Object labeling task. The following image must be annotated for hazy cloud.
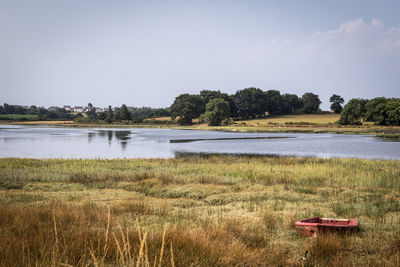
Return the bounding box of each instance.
[222,18,400,108]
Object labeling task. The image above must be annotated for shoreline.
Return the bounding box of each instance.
[2,121,400,138]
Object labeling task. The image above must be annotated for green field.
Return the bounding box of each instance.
[0,114,39,120]
[0,156,399,266]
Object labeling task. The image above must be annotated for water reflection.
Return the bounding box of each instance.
[375,136,400,142]
[107,130,113,144]
[114,131,132,150]
[2,126,400,160]
[92,130,132,148]
[87,132,95,143]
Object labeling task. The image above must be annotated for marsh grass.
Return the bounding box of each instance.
[0,156,399,266]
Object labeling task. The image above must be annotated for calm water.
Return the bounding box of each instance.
[0,125,399,160]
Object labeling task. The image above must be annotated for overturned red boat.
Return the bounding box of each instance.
[295,217,359,236]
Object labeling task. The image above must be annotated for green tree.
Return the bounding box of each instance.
[86,107,97,119]
[280,94,303,114]
[264,90,282,115]
[234,88,266,118]
[55,108,73,120]
[329,94,345,113]
[301,92,321,113]
[365,97,388,125]
[205,98,230,126]
[3,103,15,114]
[119,104,131,120]
[28,105,38,115]
[105,106,113,124]
[385,98,400,125]
[339,98,368,125]
[170,94,203,125]
[200,90,237,117]
[114,107,122,121]
[97,111,107,121]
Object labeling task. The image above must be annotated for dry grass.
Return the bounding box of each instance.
[0,156,399,266]
[241,113,340,126]
[143,117,172,122]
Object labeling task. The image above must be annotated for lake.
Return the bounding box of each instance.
[0,125,399,160]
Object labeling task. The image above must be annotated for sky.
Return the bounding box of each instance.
[1,0,400,110]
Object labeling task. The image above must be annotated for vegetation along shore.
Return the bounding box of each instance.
[4,114,400,139]
[0,156,399,266]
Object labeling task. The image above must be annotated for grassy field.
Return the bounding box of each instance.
[9,120,74,124]
[0,156,399,266]
[240,113,341,126]
[0,114,39,120]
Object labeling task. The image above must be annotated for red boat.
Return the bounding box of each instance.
[295,217,359,236]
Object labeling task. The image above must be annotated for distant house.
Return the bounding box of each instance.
[74,106,84,113]
[48,106,59,111]
[95,107,104,113]
[63,105,71,111]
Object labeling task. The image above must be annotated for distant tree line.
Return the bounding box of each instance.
[4,92,398,127]
[170,88,325,125]
[339,97,400,125]
[77,105,170,124]
[0,104,79,120]
[0,103,170,123]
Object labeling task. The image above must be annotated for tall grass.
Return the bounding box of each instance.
[0,156,399,266]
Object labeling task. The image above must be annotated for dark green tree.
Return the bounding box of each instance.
[233,88,266,118]
[170,94,203,125]
[97,111,107,121]
[385,98,400,125]
[55,108,73,120]
[264,90,282,115]
[205,98,230,126]
[339,98,368,125]
[200,90,224,106]
[114,107,122,121]
[86,106,97,119]
[280,94,303,114]
[200,90,237,117]
[87,103,93,109]
[120,104,131,120]
[105,106,113,124]
[365,97,388,125]
[301,92,321,113]
[3,103,15,114]
[38,108,49,117]
[28,105,38,115]
[329,94,345,114]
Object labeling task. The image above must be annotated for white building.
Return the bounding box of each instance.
[73,106,84,113]
[63,105,71,111]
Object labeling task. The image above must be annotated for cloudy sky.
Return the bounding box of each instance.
[1,0,400,109]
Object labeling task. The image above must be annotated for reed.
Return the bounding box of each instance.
[0,156,399,266]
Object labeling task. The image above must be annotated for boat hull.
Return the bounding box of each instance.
[295,217,358,236]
